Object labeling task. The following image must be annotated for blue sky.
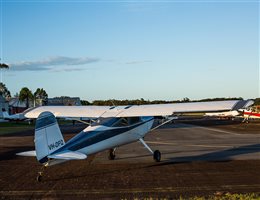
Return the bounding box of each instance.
[0,0,259,101]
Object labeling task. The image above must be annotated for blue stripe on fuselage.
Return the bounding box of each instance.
[53,117,153,154]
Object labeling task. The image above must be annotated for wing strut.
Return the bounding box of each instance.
[150,117,176,132]
[66,118,91,125]
[139,138,153,154]
[139,138,161,162]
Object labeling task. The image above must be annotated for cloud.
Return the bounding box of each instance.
[9,56,100,72]
[52,67,93,73]
[125,60,152,65]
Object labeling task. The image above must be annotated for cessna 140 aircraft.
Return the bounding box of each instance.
[19,99,253,181]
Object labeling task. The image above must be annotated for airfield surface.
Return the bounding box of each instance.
[0,119,260,199]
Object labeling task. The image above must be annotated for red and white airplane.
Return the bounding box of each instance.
[241,108,260,122]
[205,106,260,122]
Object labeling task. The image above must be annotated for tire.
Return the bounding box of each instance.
[153,150,161,162]
[36,175,42,182]
[108,149,116,160]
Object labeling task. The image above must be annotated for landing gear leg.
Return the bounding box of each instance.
[139,138,161,162]
[108,148,116,160]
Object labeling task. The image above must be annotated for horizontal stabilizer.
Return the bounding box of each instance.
[48,150,87,160]
[16,150,36,157]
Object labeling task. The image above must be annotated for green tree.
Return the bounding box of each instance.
[0,63,9,69]
[182,97,190,102]
[254,98,260,106]
[19,87,33,108]
[0,62,9,83]
[0,82,11,99]
[81,100,91,105]
[34,88,48,105]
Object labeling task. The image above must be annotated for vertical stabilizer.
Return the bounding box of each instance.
[35,111,65,163]
[2,108,9,119]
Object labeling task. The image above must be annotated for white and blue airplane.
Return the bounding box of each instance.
[1,108,27,121]
[19,99,253,182]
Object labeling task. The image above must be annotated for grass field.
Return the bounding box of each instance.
[0,119,74,135]
[129,193,260,200]
[188,193,260,200]
[0,121,34,135]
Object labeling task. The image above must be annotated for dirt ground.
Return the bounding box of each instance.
[0,119,259,199]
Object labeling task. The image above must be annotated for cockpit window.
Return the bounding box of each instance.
[111,118,128,127]
[92,117,117,127]
[92,117,141,127]
[128,117,141,125]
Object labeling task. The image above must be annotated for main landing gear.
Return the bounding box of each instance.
[107,140,161,162]
[108,148,116,160]
[139,138,161,162]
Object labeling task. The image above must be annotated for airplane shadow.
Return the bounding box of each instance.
[46,162,153,182]
[44,144,260,182]
[152,143,260,167]
[180,118,243,127]
[0,146,34,161]
[157,119,243,130]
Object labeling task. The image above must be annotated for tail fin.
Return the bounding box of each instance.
[2,108,10,119]
[35,111,65,163]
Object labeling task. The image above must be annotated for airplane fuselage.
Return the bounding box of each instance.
[243,111,260,119]
[47,116,154,165]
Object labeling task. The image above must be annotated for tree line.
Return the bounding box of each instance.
[1,82,259,108]
[0,83,247,106]
[0,83,48,108]
[81,97,248,106]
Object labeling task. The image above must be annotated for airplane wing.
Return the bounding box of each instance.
[24,105,110,118]
[24,99,254,119]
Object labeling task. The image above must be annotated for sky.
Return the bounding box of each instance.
[0,0,259,101]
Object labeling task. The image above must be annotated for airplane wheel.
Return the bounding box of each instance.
[36,174,42,182]
[108,149,116,160]
[153,150,161,162]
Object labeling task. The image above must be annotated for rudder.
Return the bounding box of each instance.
[35,111,65,163]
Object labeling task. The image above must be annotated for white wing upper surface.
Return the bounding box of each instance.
[24,100,254,119]
[25,106,110,118]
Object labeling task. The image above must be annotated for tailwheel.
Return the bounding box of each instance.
[36,165,47,182]
[108,148,116,160]
[36,172,43,182]
[153,150,161,162]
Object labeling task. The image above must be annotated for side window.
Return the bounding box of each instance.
[128,117,141,125]
[112,118,128,127]
[111,117,141,127]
